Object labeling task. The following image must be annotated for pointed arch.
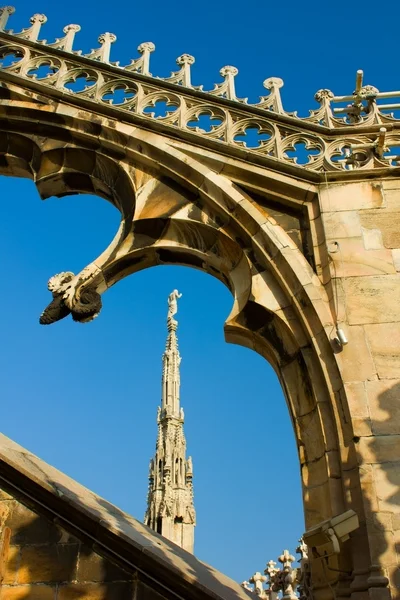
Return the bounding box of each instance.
[0,97,365,592]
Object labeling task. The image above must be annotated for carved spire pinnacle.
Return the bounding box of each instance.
[163,289,182,417]
[144,290,195,553]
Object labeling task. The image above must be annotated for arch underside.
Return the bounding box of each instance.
[0,95,363,595]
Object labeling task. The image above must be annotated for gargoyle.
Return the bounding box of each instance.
[39,271,102,325]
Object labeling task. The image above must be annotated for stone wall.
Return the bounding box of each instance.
[318,178,400,597]
[0,486,166,599]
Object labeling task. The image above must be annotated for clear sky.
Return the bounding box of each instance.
[0,0,398,585]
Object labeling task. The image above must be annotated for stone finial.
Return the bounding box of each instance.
[0,5,15,31]
[263,77,284,113]
[24,13,47,41]
[296,537,308,560]
[219,65,238,100]
[49,24,81,52]
[265,559,279,578]
[359,84,379,99]
[85,31,117,63]
[263,77,283,90]
[249,572,267,596]
[241,581,253,592]
[314,89,334,103]
[176,54,195,87]
[177,54,195,66]
[278,549,295,570]
[137,42,155,75]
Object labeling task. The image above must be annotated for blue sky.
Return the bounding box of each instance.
[1,0,397,584]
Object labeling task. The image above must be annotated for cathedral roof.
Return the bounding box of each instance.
[0,433,251,600]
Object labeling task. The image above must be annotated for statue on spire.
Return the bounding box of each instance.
[167,289,182,320]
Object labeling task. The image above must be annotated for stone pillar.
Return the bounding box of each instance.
[318,179,400,598]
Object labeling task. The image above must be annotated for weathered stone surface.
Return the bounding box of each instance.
[324,210,362,239]
[320,182,385,212]
[364,324,400,379]
[328,238,395,277]
[1,585,56,599]
[367,381,400,435]
[77,552,131,583]
[344,382,369,418]
[18,545,79,583]
[361,226,384,250]
[58,582,135,599]
[382,189,400,212]
[392,249,400,272]
[373,463,400,513]
[359,211,400,249]
[335,326,377,383]
[343,276,400,325]
[356,436,400,465]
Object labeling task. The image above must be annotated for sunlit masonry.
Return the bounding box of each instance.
[0,5,400,599]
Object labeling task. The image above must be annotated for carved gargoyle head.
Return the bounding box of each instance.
[39,271,102,325]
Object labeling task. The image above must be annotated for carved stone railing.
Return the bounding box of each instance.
[0,6,400,172]
[242,540,312,599]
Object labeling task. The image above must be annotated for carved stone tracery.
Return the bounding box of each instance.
[1,7,400,174]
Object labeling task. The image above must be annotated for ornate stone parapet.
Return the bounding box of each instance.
[0,7,400,174]
[242,540,312,599]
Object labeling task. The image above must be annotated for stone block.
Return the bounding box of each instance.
[1,545,19,585]
[382,179,400,192]
[58,582,135,600]
[352,417,372,437]
[0,502,12,528]
[392,249,400,272]
[373,463,400,513]
[383,189,400,212]
[368,531,397,566]
[366,380,400,435]
[0,585,56,599]
[343,276,400,325]
[303,480,333,526]
[296,409,326,462]
[4,503,64,545]
[335,326,377,383]
[320,182,385,212]
[393,513,400,531]
[356,436,400,465]
[364,324,400,379]
[387,566,400,597]
[344,382,369,418]
[77,550,132,583]
[361,226,384,250]
[328,238,395,277]
[301,455,328,488]
[367,512,394,532]
[323,210,362,239]
[359,211,400,248]
[18,544,79,584]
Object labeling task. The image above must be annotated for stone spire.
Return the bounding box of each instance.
[144,290,196,553]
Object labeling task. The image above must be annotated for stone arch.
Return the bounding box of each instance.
[0,98,366,593]
[0,131,41,179]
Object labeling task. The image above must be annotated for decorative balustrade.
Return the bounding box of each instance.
[0,6,400,172]
[242,540,312,599]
